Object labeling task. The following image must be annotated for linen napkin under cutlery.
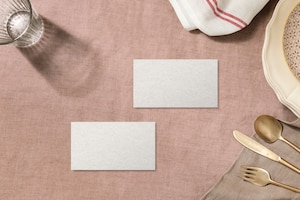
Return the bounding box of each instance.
[169,0,270,36]
[200,118,300,199]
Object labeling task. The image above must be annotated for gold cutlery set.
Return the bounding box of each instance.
[233,115,300,193]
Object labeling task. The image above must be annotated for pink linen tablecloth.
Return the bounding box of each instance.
[0,0,294,199]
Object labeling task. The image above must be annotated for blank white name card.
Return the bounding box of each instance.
[133,59,218,108]
[71,122,156,170]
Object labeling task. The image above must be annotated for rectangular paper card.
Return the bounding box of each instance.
[71,122,156,170]
[133,59,218,108]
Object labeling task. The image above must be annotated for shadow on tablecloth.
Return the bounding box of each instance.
[18,17,102,97]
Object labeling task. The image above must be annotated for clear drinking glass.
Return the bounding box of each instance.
[0,0,43,47]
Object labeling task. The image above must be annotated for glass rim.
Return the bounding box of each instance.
[0,0,33,45]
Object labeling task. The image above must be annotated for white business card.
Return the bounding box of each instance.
[71,122,156,170]
[133,59,218,108]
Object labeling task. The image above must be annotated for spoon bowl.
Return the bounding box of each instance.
[254,115,283,143]
[254,115,300,153]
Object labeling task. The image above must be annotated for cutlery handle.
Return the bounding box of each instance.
[271,180,300,193]
[279,158,300,174]
[281,137,300,153]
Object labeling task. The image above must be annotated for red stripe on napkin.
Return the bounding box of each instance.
[206,0,247,29]
[212,0,247,26]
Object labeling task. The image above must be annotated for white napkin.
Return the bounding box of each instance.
[169,0,270,36]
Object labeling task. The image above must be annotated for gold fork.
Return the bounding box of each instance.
[239,166,300,193]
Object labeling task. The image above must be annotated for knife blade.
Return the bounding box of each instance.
[233,130,300,174]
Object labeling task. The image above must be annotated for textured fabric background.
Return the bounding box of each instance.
[0,0,295,199]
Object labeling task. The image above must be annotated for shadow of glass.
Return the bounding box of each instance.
[18,17,101,97]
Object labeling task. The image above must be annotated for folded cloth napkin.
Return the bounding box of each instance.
[200,118,300,199]
[169,0,270,36]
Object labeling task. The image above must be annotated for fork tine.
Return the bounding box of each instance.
[239,166,261,182]
[240,168,254,173]
[238,173,248,179]
[239,174,255,183]
[241,165,259,171]
[243,173,255,178]
[238,169,261,187]
[241,166,261,176]
[239,170,256,179]
[238,168,255,179]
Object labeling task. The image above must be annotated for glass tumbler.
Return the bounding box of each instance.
[0,0,43,47]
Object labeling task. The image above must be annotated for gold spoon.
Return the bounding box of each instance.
[254,115,300,153]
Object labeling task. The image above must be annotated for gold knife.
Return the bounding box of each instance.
[233,130,300,174]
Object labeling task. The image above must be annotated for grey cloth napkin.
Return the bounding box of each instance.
[201,118,300,200]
